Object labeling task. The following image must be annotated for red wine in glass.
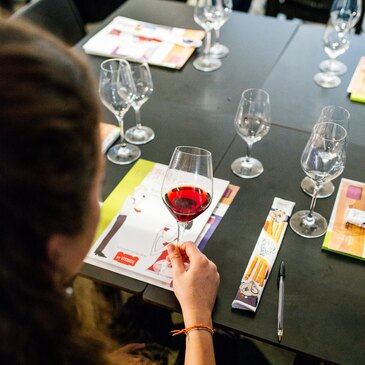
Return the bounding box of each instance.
[164,185,212,223]
[161,146,213,244]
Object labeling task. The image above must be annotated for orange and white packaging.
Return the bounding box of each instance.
[232,197,295,312]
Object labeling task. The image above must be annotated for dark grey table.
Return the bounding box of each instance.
[142,18,365,365]
[143,126,365,365]
[78,1,365,364]
[78,0,299,293]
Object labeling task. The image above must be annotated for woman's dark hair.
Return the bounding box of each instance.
[0,19,109,364]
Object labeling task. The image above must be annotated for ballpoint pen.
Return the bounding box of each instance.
[277,261,285,342]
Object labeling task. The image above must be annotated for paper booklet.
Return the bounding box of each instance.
[84,159,239,290]
[83,16,205,70]
[323,178,365,261]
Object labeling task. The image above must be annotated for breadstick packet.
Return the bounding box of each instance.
[232,198,295,312]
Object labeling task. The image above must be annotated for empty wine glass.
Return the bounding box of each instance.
[210,0,233,59]
[231,89,271,179]
[290,122,347,238]
[319,0,362,76]
[314,15,352,88]
[125,60,155,145]
[99,59,141,164]
[193,0,222,72]
[301,105,350,199]
[161,146,213,244]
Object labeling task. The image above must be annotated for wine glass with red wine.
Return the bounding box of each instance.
[161,146,213,244]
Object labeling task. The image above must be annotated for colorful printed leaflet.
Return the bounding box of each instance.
[347,57,365,103]
[323,178,365,260]
[232,198,295,312]
[83,16,205,69]
[84,159,238,290]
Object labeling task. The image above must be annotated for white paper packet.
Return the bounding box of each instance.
[345,208,365,228]
[232,198,295,312]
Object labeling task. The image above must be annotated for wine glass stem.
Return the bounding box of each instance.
[327,58,336,74]
[204,30,212,55]
[307,184,320,220]
[134,107,142,129]
[116,114,126,147]
[215,28,221,45]
[177,221,187,244]
[246,143,253,162]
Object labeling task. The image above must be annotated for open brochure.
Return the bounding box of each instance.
[83,16,205,69]
[84,159,239,290]
[323,178,365,260]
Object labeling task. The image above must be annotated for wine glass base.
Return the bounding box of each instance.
[301,177,335,199]
[314,72,341,88]
[289,210,328,238]
[319,59,347,76]
[193,56,222,72]
[107,143,141,165]
[210,42,229,58]
[125,126,155,145]
[231,157,264,179]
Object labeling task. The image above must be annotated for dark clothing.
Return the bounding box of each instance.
[233,0,252,12]
[73,0,126,23]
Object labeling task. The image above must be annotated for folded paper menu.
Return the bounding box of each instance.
[232,198,295,312]
[84,159,239,290]
[83,16,205,69]
[347,56,365,103]
[322,178,365,260]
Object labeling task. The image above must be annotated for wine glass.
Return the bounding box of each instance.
[314,15,352,88]
[290,122,347,238]
[301,105,350,199]
[210,0,233,59]
[231,88,271,179]
[193,0,222,72]
[99,59,141,164]
[319,3,356,76]
[161,146,213,244]
[124,60,155,145]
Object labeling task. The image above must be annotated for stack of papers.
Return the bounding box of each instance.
[83,16,205,69]
[84,159,239,290]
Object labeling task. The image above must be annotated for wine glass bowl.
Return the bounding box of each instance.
[193,0,222,72]
[290,122,347,238]
[301,105,350,198]
[99,58,141,164]
[330,0,361,29]
[314,16,352,88]
[210,0,233,59]
[231,88,271,179]
[125,60,155,145]
[318,8,353,77]
[161,146,213,244]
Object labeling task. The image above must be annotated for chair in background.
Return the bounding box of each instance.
[11,0,86,45]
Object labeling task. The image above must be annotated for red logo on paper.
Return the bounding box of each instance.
[113,251,139,266]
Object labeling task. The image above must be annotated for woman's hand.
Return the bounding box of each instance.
[167,242,220,327]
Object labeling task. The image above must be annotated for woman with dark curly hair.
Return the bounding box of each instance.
[0,18,219,365]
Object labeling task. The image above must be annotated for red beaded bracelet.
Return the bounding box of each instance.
[171,324,215,336]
